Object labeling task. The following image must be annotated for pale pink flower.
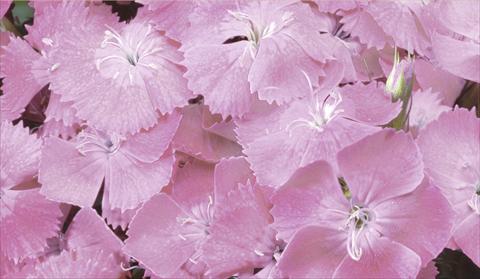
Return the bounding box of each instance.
[417,108,480,266]
[0,121,62,263]
[34,2,192,134]
[124,157,276,278]
[39,113,180,211]
[273,130,454,278]
[237,82,400,187]
[183,0,335,116]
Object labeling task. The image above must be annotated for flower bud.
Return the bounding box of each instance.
[385,47,415,102]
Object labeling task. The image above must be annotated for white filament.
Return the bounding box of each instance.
[286,90,344,136]
[345,206,373,261]
[468,183,480,214]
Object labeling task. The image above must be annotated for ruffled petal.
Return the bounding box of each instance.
[202,181,275,278]
[28,249,124,279]
[366,2,430,55]
[183,42,255,117]
[432,33,480,83]
[340,9,392,50]
[213,157,255,203]
[1,189,61,262]
[121,112,181,163]
[0,37,43,121]
[171,157,215,212]
[39,137,106,207]
[453,213,480,267]
[417,109,480,191]
[248,34,323,104]
[414,59,464,106]
[340,82,401,125]
[0,121,42,189]
[65,208,123,255]
[436,0,480,42]
[172,105,243,162]
[123,194,197,278]
[106,150,174,211]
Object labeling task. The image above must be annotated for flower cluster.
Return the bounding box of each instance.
[0,0,479,278]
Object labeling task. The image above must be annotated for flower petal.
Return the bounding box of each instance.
[338,129,424,207]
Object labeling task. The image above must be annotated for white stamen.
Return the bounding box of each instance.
[468,183,480,214]
[49,63,60,72]
[188,257,198,265]
[120,263,138,271]
[345,206,373,261]
[301,70,313,94]
[254,249,265,256]
[285,90,344,136]
[128,70,134,85]
[41,37,54,47]
[178,234,187,241]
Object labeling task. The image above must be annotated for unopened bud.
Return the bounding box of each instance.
[385,47,414,102]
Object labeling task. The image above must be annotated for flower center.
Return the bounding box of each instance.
[226,9,293,59]
[468,182,480,215]
[345,205,375,261]
[286,90,344,135]
[177,195,214,240]
[176,195,215,265]
[75,130,122,155]
[95,23,163,85]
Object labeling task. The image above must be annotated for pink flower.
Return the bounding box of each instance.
[417,108,480,266]
[36,2,192,134]
[182,0,334,116]
[39,113,181,211]
[236,82,400,187]
[0,121,62,263]
[273,130,454,278]
[124,157,276,278]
